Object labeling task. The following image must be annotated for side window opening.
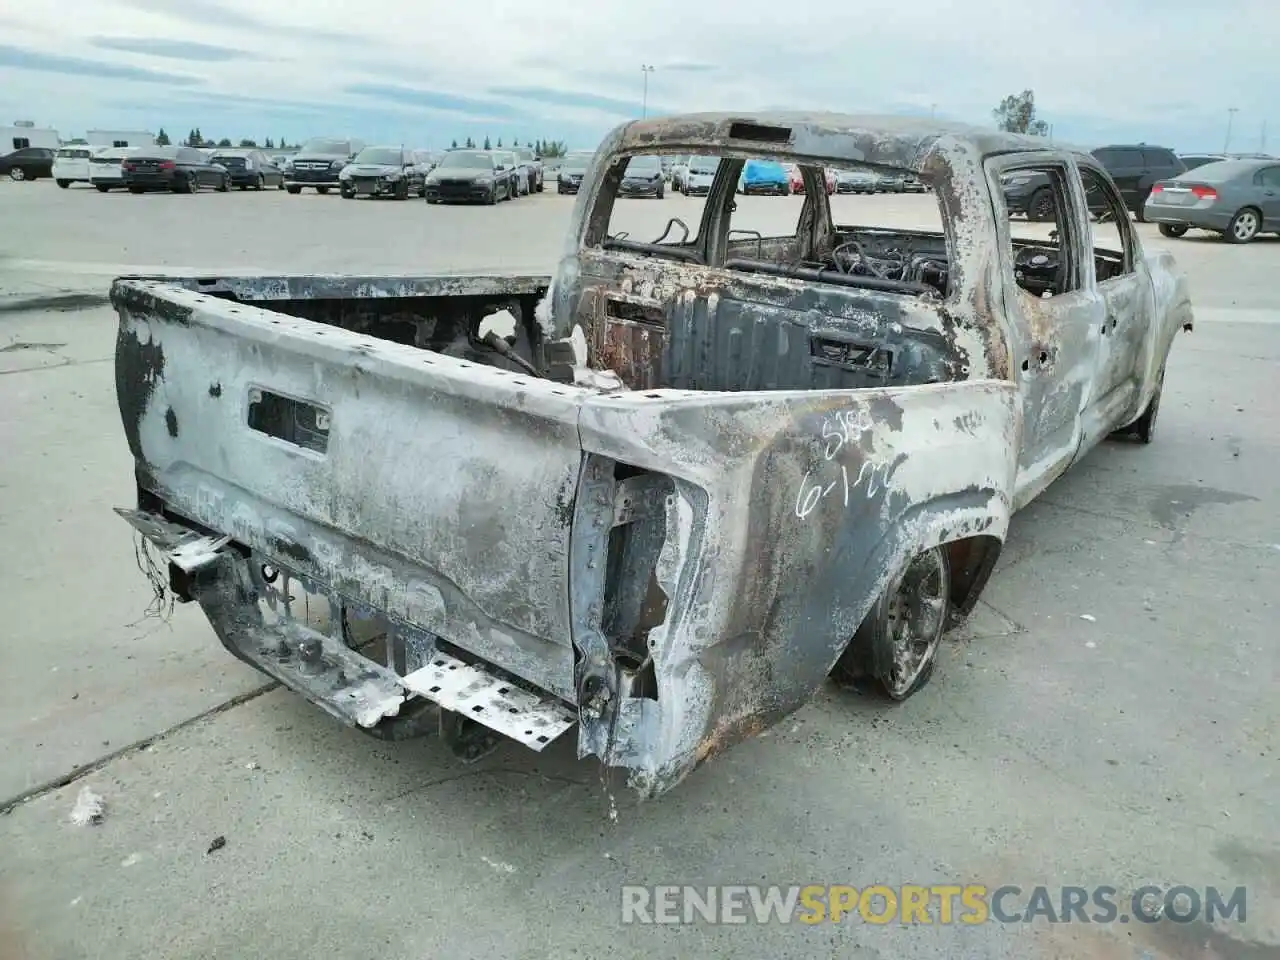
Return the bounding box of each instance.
[1079,167,1134,282]
[1003,165,1079,300]
[13,137,30,150]
[601,152,707,262]
[597,150,950,299]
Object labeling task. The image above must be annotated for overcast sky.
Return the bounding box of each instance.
[1,0,1274,154]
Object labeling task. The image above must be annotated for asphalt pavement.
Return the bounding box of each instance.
[0,180,1276,960]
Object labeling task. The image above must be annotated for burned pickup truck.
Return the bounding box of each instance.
[112,113,1193,797]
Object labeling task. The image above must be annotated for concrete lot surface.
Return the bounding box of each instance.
[0,182,1276,960]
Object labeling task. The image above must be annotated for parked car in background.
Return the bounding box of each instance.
[876,171,905,192]
[412,150,439,175]
[53,146,96,187]
[210,149,285,190]
[491,150,524,196]
[786,163,804,194]
[670,155,691,192]
[338,145,426,199]
[424,149,511,204]
[1178,154,1225,172]
[618,154,666,197]
[739,159,790,195]
[89,147,135,191]
[1003,144,1185,222]
[122,146,231,193]
[1092,144,1185,221]
[1,146,54,181]
[784,164,836,195]
[514,147,544,193]
[556,154,591,194]
[1144,158,1280,244]
[834,168,878,194]
[285,137,365,194]
[901,172,928,193]
[682,156,720,196]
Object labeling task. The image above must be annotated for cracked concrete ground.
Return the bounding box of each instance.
[0,182,1276,960]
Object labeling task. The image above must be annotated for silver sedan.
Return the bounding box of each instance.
[1143,158,1280,244]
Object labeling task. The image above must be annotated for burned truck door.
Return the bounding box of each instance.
[1074,163,1154,449]
[989,157,1104,510]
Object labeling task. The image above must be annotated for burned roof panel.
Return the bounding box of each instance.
[610,111,1086,173]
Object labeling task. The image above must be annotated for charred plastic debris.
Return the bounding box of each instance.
[111,112,1189,798]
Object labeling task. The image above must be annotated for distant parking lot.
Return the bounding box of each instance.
[1,178,1276,316]
[0,177,1276,960]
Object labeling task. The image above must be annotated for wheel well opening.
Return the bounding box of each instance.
[944,535,1002,617]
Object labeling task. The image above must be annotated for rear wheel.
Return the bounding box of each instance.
[395,179,409,200]
[217,175,230,192]
[57,179,70,189]
[128,186,144,194]
[1027,187,1055,222]
[1158,223,1188,238]
[832,546,951,701]
[286,185,301,194]
[316,186,329,195]
[1225,207,1261,244]
[9,167,26,182]
[96,184,110,193]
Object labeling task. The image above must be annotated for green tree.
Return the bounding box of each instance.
[541,140,567,158]
[465,136,474,148]
[239,138,257,148]
[217,138,232,147]
[451,139,458,149]
[155,127,170,146]
[264,137,275,149]
[993,90,1049,136]
[496,137,503,148]
[483,135,491,150]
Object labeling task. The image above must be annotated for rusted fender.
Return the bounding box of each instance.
[576,380,1021,796]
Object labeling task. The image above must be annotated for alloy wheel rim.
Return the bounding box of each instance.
[1234,213,1258,241]
[884,550,948,697]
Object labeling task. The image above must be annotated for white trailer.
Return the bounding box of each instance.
[85,129,156,149]
[2,122,59,152]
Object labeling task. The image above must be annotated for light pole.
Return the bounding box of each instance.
[641,64,655,118]
[1224,107,1238,155]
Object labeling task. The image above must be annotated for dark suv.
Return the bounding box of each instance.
[1002,143,1185,222]
[284,137,365,194]
[1091,145,1185,220]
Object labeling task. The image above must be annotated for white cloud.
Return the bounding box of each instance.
[0,0,1275,153]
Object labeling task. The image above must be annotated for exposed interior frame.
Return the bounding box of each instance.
[586,147,958,301]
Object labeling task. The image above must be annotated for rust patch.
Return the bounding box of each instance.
[597,318,666,391]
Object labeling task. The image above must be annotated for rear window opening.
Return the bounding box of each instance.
[597,149,949,299]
